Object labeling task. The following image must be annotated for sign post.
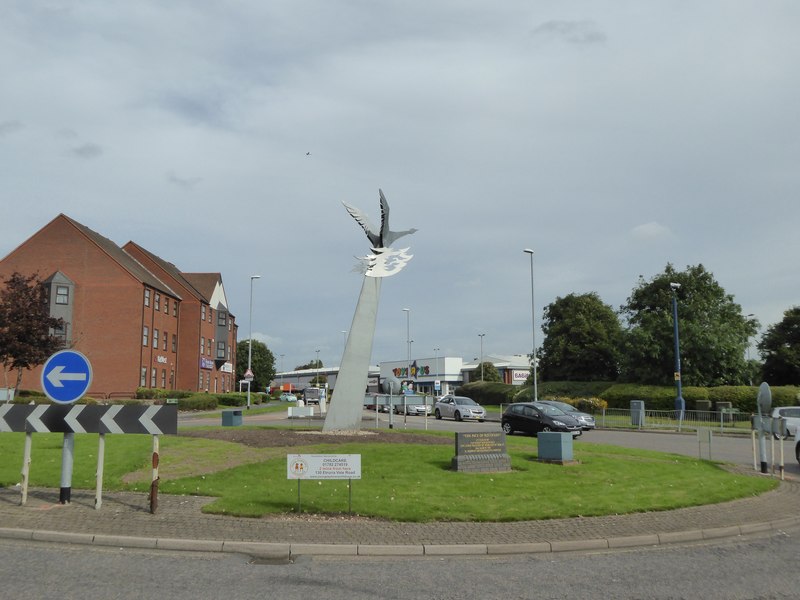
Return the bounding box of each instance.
[41,350,93,504]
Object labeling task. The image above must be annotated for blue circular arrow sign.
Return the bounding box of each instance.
[41,350,93,404]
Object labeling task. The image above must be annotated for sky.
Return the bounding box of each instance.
[1,1,798,373]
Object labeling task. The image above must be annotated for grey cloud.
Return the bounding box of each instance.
[70,143,103,159]
[531,20,607,44]
[167,171,202,190]
[0,120,23,136]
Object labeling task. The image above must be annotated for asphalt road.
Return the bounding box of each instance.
[5,529,799,600]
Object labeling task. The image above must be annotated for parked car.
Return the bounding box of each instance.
[394,396,432,416]
[501,402,582,437]
[279,393,297,402]
[795,428,800,466]
[538,400,596,430]
[434,395,486,421]
[770,406,800,440]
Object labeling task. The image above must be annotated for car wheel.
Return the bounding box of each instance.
[435,409,442,420]
[454,411,462,421]
[502,422,513,435]
[541,426,551,432]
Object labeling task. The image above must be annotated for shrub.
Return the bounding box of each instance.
[454,382,517,405]
[217,394,247,407]
[178,396,218,411]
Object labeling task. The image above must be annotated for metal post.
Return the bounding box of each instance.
[95,433,105,510]
[478,333,485,381]
[403,308,411,394]
[149,435,160,514]
[523,249,538,401]
[59,432,75,504]
[20,432,32,506]
[670,283,685,420]
[247,274,261,410]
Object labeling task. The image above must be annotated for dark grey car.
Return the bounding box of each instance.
[538,400,596,431]
[501,402,582,437]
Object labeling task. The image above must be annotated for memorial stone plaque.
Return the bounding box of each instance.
[451,431,511,473]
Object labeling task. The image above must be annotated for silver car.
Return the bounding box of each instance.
[434,395,486,422]
[538,400,596,430]
[394,397,433,416]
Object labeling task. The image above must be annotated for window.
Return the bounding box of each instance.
[144,289,151,307]
[153,328,159,349]
[200,337,205,354]
[154,293,160,312]
[198,373,204,390]
[150,368,157,387]
[164,298,169,314]
[55,285,69,305]
[140,367,147,387]
[217,311,226,327]
[161,369,167,388]
[216,340,225,359]
[201,306,206,321]
[209,308,213,323]
[172,334,177,353]
[162,331,168,351]
[173,302,178,317]
[143,326,149,347]
[208,339,212,356]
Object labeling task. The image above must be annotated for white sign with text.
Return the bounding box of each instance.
[287,454,362,480]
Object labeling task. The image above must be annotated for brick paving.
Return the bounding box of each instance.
[2,472,798,548]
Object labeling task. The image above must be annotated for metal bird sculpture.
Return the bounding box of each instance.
[343,189,418,250]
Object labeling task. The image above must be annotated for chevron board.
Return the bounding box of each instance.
[0,404,177,435]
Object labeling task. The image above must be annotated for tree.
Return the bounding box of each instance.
[295,359,323,370]
[0,272,65,391]
[539,292,623,381]
[235,339,275,393]
[619,264,757,386]
[473,361,501,383]
[758,307,800,385]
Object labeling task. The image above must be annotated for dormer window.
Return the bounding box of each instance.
[55,285,69,305]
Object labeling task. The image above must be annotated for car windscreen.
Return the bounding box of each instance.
[535,404,566,416]
[455,397,477,405]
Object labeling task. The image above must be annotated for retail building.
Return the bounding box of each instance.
[0,214,237,398]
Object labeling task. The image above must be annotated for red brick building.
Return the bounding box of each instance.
[0,214,238,398]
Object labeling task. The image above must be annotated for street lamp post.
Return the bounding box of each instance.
[402,308,411,392]
[315,349,320,385]
[247,275,261,410]
[670,283,685,421]
[523,249,538,401]
[280,353,285,392]
[478,333,485,381]
[434,346,440,396]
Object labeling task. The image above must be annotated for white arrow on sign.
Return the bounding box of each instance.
[64,405,86,433]
[0,404,12,432]
[100,405,124,434]
[46,365,88,388]
[27,405,49,432]
[139,405,163,435]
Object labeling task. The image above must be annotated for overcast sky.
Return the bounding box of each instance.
[2,2,798,372]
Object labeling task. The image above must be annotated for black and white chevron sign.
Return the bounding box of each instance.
[0,404,177,435]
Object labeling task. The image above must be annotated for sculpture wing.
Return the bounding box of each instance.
[378,188,390,245]
[342,201,380,246]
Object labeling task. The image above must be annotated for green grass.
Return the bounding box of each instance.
[0,429,776,522]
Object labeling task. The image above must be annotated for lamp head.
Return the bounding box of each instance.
[670,282,681,290]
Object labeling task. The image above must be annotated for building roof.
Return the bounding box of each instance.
[123,241,206,303]
[60,215,180,298]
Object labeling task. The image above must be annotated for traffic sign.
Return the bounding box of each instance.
[244,368,254,381]
[41,350,93,404]
[0,404,177,434]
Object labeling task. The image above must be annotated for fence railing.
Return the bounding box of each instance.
[599,408,753,433]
